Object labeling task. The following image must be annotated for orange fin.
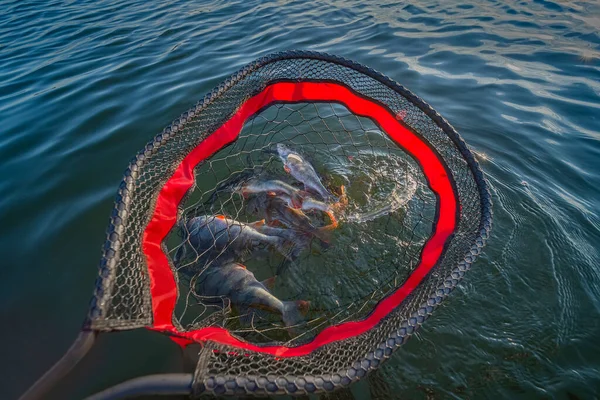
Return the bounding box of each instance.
[249,219,266,228]
[261,276,277,290]
[325,210,338,228]
[289,207,307,218]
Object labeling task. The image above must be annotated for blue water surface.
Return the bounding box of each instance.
[1,0,599,398]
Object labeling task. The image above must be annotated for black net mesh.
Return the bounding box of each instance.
[87,51,491,396]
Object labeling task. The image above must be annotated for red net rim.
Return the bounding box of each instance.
[142,80,458,357]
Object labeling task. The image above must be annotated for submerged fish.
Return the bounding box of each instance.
[197,262,309,327]
[255,223,311,259]
[276,143,336,201]
[240,179,305,208]
[185,215,292,261]
[266,196,334,243]
[276,185,348,228]
[276,193,337,228]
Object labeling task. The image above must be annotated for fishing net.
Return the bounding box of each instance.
[85,51,492,396]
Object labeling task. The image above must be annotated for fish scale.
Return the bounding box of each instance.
[276,143,336,201]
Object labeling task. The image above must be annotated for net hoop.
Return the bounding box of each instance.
[87,51,492,396]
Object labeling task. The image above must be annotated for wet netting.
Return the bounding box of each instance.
[80,51,491,397]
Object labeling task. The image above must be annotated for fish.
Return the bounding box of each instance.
[266,196,334,243]
[185,215,293,262]
[255,223,311,260]
[275,185,348,228]
[196,262,309,327]
[239,178,306,208]
[246,190,325,222]
[276,143,336,201]
[275,193,338,228]
[243,195,310,241]
[254,223,304,243]
[243,194,313,260]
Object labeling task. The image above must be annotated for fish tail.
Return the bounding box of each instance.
[272,235,307,261]
[282,300,310,328]
[269,236,294,259]
[312,224,335,244]
[291,232,313,258]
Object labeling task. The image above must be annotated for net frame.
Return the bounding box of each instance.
[84,51,492,396]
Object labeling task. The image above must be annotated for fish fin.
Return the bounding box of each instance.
[289,207,308,219]
[338,185,348,206]
[284,229,313,260]
[324,210,338,228]
[291,239,309,260]
[287,154,303,163]
[333,184,349,209]
[249,219,266,228]
[282,300,310,329]
[268,219,285,228]
[272,237,300,262]
[312,225,334,244]
[260,276,277,290]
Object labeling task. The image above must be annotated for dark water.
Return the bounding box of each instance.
[1,0,599,399]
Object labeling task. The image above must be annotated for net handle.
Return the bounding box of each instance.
[84,374,193,400]
[19,331,97,400]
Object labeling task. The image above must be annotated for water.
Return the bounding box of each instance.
[1,0,599,398]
